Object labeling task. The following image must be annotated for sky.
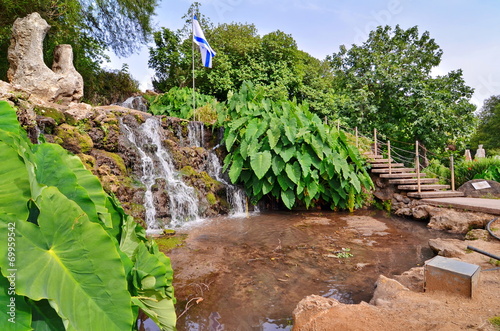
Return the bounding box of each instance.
[107,0,500,108]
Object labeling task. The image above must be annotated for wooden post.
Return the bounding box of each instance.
[337,119,340,131]
[450,155,455,191]
[388,140,392,175]
[374,128,378,156]
[416,141,421,194]
[355,127,358,148]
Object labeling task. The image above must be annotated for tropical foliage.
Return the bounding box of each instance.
[218,82,373,211]
[148,86,217,122]
[0,101,175,330]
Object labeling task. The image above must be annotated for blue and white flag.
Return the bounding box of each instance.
[193,15,216,68]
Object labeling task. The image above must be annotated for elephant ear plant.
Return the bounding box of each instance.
[219,82,373,211]
[0,101,176,330]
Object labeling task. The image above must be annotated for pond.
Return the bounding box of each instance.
[142,210,460,330]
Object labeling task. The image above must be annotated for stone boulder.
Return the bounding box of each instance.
[427,208,492,233]
[458,179,500,198]
[7,13,83,104]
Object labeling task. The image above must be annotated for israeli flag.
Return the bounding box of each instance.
[193,15,216,68]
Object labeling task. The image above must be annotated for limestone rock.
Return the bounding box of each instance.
[370,275,409,306]
[64,102,93,125]
[394,267,424,292]
[465,229,491,241]
[427,208,491,233]
[7,13,83,104]
[428,238,465,257]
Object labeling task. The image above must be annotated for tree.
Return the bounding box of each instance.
[327,25,476,153]
[470,95,500,152]
[148,3,335,114]
[0,0,158,102]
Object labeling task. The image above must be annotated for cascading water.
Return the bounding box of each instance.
[121,117,200,230]
[206,152,248,216]
[187,121,204,147]
[186,122,250,216]
[119,95,148,112]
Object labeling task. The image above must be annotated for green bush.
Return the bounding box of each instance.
[0,101,175,330]
[84,65,140,106]
[218,82,373,211]
[422,159,451,184]
[454,157,500,187]
[149,86,218,123]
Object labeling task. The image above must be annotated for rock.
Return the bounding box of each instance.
[394,207,412,217]
[394,267,424,292]
[293,295,385,331]
[412,204,430,220]
[427,208,491,233]
[370,275,409,306]
[54,123,94,154]
[458,179,500,198]
[64,102,93,125]
[465,229,491,241]
[7,13,83,104]
[428,238,465,257]
[51,45,84,103]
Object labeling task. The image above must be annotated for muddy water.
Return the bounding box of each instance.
[159,210,460,330]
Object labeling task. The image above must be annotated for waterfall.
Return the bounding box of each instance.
[119,96,148,112]
[121,117,200,231]
[206,152,248,216]
[187,121,204,147]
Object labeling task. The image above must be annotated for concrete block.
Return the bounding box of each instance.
[424,255,480,298]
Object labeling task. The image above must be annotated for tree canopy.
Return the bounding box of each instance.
[470,95,500,153]
[148,6,335,115]
[327,25,476,153]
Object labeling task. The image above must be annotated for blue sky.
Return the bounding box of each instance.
[107,0,500,108]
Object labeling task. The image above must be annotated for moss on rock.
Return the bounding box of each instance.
[34,106,66,124]
[54,123,94,154]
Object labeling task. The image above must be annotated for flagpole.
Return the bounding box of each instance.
[192,16,196,122]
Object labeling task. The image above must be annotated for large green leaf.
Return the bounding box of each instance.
[0,273,31,330]
[32,144,111,228]
[225,130,238,151]
[0,101,22,134]
[285,162,301,185]
[132,243,176,330]
[279,146,295,163]
[0,138,31,219]
[281,189,295,209]
[266,126,280,149]
[250,151,272,180]
[28,298,66,331]
[0,187,135,331]
[229,156,244,183]
[271,155,286,176]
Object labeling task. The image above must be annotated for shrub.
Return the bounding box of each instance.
[454,157,500,187]
[149,86,218,123]
[218,82,373,211]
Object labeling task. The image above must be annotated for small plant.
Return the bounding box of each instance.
[336,248,353,259]
[489,316,500,329]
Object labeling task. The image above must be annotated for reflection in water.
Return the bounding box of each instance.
[146,210,460,330]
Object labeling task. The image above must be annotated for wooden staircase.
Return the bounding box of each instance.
[365,153,464,199]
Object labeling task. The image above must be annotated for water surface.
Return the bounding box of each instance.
[155,210,459,330]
